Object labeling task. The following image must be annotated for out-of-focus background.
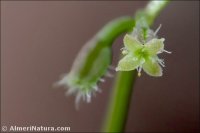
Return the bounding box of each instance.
[1,1,199,132]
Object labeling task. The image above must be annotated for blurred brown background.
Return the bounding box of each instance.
[1,1,199,132]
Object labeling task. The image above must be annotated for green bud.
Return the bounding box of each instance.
[56,17,135,106]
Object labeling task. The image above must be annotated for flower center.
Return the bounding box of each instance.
[135,47,149,59]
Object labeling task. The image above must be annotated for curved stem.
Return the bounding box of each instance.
[96,16,135,45]
[77,17,135,79]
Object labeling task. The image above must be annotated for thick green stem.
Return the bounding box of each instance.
[103,1,170,132]
[103,71,137,131]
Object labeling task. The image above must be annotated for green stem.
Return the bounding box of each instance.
[96,16,135,46]
[103,1,170,132]
[144,0,170,25]
[78,17,135,79]
[103,71,137,132]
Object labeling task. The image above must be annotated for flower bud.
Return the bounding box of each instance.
[55,17,135,107]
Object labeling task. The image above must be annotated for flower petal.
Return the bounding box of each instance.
[123,34,142,52]
[144,38,165,55]
[142,58,163,77]
[116,54,140,71]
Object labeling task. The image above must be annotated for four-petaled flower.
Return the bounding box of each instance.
[116,25,171,77]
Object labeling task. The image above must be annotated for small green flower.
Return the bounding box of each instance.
[116,25,171,77]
